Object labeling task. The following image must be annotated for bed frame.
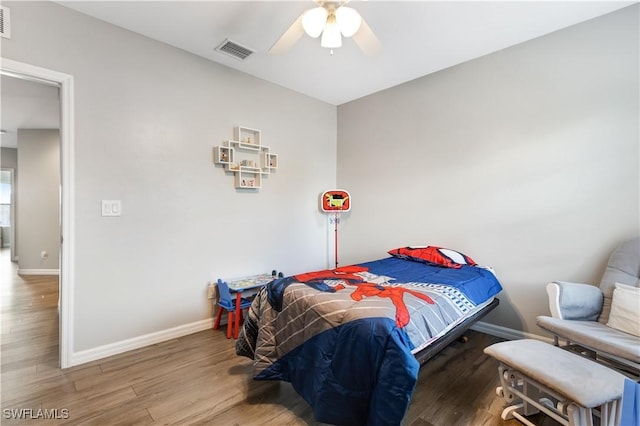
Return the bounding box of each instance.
[414,297,500,365]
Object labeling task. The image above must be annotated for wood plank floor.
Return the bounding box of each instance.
[0,248,560,425]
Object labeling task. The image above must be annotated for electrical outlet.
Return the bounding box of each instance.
[207,283,217,300]
[41,250,48,260]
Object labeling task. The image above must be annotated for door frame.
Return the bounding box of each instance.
[1,58,75,368]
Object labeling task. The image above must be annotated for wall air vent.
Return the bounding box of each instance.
[0,6,11,39]
[215,39,255,61]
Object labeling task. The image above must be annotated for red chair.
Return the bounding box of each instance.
[213,279,252,339]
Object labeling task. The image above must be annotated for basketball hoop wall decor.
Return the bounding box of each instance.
[321,189,351,269]
[321,189,351,212]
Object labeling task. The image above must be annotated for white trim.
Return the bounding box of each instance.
[471,320,554,344]
[69,319,214,366]
[1,58,75,369]
[69,319,550,367]
[17,268,60,276]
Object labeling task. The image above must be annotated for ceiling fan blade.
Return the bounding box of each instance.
[352,18,381,56]
[269,14,305,54]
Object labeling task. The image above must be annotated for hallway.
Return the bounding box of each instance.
[0,247,60,403]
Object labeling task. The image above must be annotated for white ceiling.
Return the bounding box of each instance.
[0,75,61,149]
[55,0,633,105]
[1,1,634,149]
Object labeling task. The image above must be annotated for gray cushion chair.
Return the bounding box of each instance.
[536,236,640,379]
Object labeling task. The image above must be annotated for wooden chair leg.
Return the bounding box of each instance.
[213,308,223,330]
[226,311,233,339]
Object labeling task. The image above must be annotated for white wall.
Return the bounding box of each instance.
[337,5,639,335]
[1,1,336,355]
[16,130,60,271]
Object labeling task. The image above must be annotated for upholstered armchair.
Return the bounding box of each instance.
[536,236,640,378]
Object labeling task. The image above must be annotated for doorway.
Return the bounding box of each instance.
[1,58,75,368]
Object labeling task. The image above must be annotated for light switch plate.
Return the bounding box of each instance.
[101,200,121,217]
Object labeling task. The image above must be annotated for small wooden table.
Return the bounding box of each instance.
[224,273,275,338]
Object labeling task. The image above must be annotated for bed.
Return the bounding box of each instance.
[235,246,503,426]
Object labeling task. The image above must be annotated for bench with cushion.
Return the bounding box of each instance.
[484,339,626,426]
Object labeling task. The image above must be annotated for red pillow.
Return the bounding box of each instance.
[388,246,477,269]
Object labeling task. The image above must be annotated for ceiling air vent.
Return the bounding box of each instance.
[0,6,11,39]
[215,39,255,61]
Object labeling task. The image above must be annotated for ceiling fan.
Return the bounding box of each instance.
[269,1,381,55]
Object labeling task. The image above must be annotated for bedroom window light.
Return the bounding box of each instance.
[0,171,11,227]
[321,14,342,48]
[302,6,327,38]
[335,6,362,37]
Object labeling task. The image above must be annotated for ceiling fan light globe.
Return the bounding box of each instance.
[302,7,328,38]
[321,21,342,48]
[335,6,362,37]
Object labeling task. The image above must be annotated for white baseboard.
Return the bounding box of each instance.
[17,268,60,276]
[67,318,550,368]
[69,318,214,367]
[471,320,554,344]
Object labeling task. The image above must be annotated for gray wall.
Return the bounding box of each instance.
[337,5,639,335]
[1,1,336,353]
[3,1,637,359]
[16,129,60,271]
[0,147,17,168]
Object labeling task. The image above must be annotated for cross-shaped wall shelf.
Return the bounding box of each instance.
[213,126,278,190]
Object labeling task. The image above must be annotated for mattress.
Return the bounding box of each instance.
[236,255,503,425]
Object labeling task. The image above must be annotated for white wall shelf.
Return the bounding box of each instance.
[213,126,278,189]
[235,126,261,147]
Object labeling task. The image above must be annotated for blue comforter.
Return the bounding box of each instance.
[236,257,502,425]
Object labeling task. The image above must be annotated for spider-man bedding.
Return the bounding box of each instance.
[235,254,502,426]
